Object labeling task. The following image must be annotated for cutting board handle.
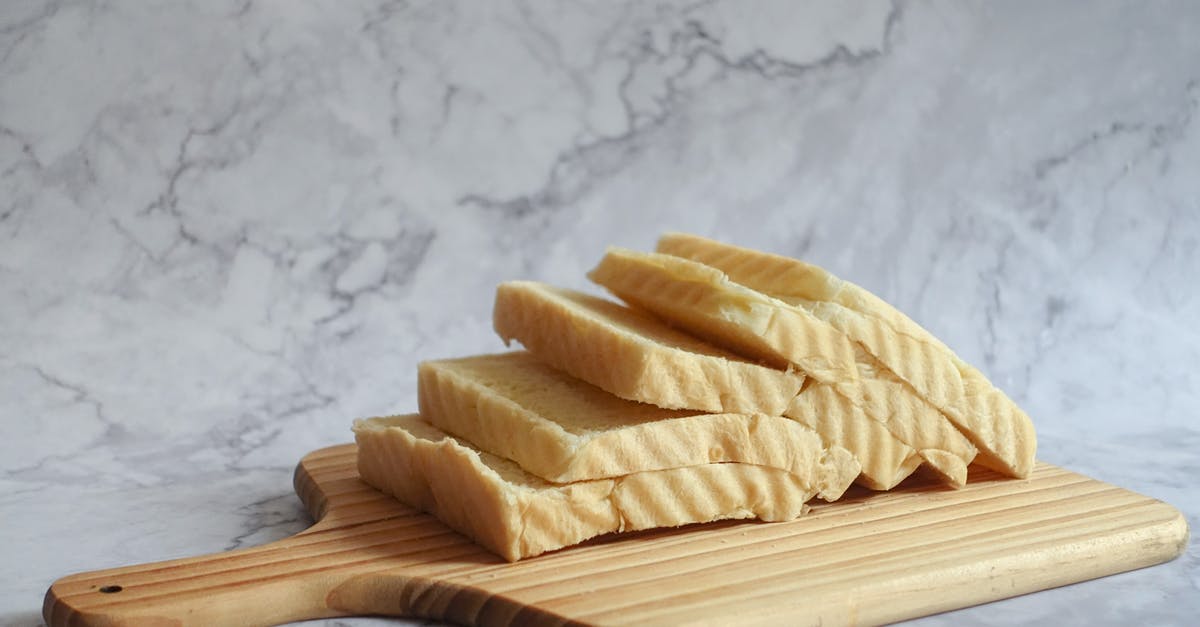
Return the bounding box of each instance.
[41,519,527,627]
[42,519,354,626]
[41,447,545,627]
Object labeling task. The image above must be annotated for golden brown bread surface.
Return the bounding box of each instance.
[492,281,805,415]
[786,384,926,491]
[354,415,820,562]
[418,351,859,500]
[841,349,978,487]
[586,246,976,486]
[657,232,1037,478]
[588,247,858,383]
[350,235,1038,562]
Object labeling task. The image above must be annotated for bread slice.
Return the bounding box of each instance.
[657,233,1037,478]
[587,246,976,486]
[785,387,924,491]
[493,281,804,415]
[418,351,859,500]
[354,415,818,562]
[588,247,858,383]
[786,361,976,489]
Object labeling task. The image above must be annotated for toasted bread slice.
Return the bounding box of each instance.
[657,233,1036,478]
[418,351,859,500]
[493,282,804,415]
[588,247,858,383]
[355,415,819,562]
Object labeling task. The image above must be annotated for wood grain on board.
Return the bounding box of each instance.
[45,444,1188,626]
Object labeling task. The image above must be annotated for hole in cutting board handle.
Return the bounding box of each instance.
[98,585,122,594]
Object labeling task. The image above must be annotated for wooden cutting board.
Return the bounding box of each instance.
[44,444,1188,626]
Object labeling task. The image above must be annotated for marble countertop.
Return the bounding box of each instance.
[2,1,1197,625]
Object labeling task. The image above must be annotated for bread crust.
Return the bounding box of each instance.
[493,282,805,416]
[418,351,859,500]
[658,233,1036,478]
[590,247,858,383]
[355,415,821,561]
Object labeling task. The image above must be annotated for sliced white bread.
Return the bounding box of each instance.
[588,247,858,383]
[589,247,977,486]
[493,281,804,415]
[657,233,1037,478]
[785,386,925,491]
[418,351,859,500]
[355,415,818,562]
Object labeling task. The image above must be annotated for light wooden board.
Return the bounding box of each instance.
[44,444,1188,627]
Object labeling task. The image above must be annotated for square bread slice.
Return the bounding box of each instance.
[418,351,859,500]
[354,415,820,562]
[588,247,858,383]
[657,232,1037,478]
[589,247,977,487]
[493,281,804,415]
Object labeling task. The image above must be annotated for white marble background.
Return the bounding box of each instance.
[2,1,1197,625]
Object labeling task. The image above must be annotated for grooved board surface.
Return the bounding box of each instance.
[45,444,1188,627]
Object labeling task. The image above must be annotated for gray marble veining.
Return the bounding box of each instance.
[1,1,1196,625]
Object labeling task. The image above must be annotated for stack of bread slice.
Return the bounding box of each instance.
[353,234,1037,561]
